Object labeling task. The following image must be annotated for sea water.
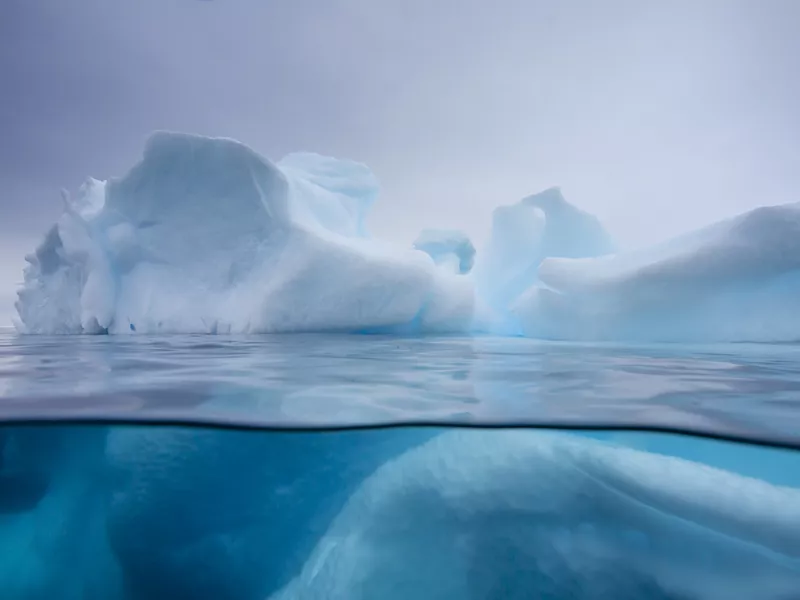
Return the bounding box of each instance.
[0,331,799,599]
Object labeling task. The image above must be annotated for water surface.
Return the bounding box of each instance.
[1,331,799,446]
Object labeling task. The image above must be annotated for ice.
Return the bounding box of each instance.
[1,424,799,599]
[276,152,378,238]
[102,427,434,599]
[513,202,800,341]
[15,133,472,335]
[273,430,800,600]
[0,427,120,599]
[0,424,434,600]
[474,187,615,312]
[14,131,800,341]
[413,229,476,274]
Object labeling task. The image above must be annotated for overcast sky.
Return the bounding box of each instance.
[1,0,799,324]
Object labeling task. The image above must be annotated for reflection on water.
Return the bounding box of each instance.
[2,333,800,446]
[0,423,798,600]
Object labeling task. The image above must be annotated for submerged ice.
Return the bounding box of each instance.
[272,431,800,600]
[14,131,800,341]
[1,426,799,600]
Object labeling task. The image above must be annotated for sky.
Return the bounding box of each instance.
[1,0,799,324]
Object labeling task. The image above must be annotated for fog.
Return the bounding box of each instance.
[2,0,799,324]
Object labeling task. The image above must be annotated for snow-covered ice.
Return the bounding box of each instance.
[15,133,471,335]
[513,202,800,341]
[14,131,800,342]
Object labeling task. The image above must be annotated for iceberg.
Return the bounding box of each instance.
[512,202,800,341]
[15,133,473,335]
[272,430,800,600]
[13,130,800,342]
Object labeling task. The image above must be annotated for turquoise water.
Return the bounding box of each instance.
[1,332,800,598]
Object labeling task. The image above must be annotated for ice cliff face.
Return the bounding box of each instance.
[15,131,800,342]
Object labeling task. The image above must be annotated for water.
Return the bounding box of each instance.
[1,330,799,599]
[2,331,800,445]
